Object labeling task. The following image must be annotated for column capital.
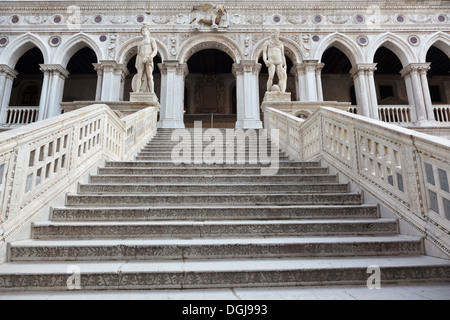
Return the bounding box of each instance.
[349,63,378,78]
[232,60,261,76]
[158,61,189,76]
[400,62,431,78]
[0,64,19,80]
[293,60,324,75]
[39,64,69,79]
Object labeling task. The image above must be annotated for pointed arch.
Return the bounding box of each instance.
[53,33,103,68]
[252,36,302,64]
[367,33,417,67]
[178,34,242,64]
[0,33,50,67]
[420,32,450,61]
[314,33,363,66]
[117,36,169,65]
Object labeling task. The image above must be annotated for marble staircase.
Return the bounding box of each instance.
[0,129,449,291]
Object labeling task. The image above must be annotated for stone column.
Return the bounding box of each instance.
[232,60,263,129]
[0,65,18,124]
[350,64,379,120]
[93,63,104,101]
[158,61,187,129]
[38,64,69,120]
[293,60,324,102]
[98,60,128,102]
[400,63,435,123]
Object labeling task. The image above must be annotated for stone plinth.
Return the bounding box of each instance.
[130,92,159,103]
[263,91,292,102]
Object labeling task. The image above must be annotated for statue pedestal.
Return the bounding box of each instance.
[130,92,159,104]
[263,91,292,102]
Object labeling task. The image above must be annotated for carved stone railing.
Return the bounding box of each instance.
[378,105,411,123]
[5,106,39,125]
[263,105,450,257]
[0,104,157,243]
[434,105,450,123]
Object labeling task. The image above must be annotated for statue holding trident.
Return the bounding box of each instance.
[132,23,158,94]
[263,28,288,93]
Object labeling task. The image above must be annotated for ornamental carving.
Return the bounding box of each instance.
[287,16,308,25]
[190,3,227,30]
[328,15,350,24]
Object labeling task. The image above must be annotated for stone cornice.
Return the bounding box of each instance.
[1,1,449,11]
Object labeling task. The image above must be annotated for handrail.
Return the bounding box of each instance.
[0,104,158,242]
[263,105,450,257]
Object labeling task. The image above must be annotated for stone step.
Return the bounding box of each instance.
[9,236,423,262]
[31,219,398,240]
[0,256,449,291]
[89,174,339,185]
[142,146,282,153]
[137,151,286,157]
[97,167,329,176]
[50,204,380,222]
[134,156,292,161]
[127,161,309,168]
[65,192,363,207]
[78,183,350,195]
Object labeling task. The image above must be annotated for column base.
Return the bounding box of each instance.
[158,119,185,129]
[235,119,263,129]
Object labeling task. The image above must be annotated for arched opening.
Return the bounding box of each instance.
[320,47,354,104]
[62,47,98,102]
[258,55,296,102]
[374,47,409,106]
[123,54,162,102]
[427,45,450,122]
[185,49,236,128]
[6,47,43,125]
[427,46,450,104]
[9,47,44,107]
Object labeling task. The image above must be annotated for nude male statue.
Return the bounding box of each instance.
[132,23,158,93]
[263,29,287,92]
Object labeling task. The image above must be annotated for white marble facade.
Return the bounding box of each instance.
[0,0,449,129]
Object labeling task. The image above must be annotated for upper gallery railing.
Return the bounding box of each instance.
[264,106,450,256]
[434,105,450,123]
[5,106,39,125]
[0,104,157,241]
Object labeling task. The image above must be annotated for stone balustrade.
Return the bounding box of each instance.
[5,106,39,125]
[434,106,450,123]
[378,105,412,123]
[263,105,450,256]
[0,104,157,242]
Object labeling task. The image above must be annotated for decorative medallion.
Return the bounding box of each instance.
[357,35,369,46]
[49,36,61,47]
[355,14,365,24]
[0,36,9,47]
[53,15,62,24]
[396,14,406,23]
[94,15,103,24]
[408,35,420,46]
[11,15,20,24]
